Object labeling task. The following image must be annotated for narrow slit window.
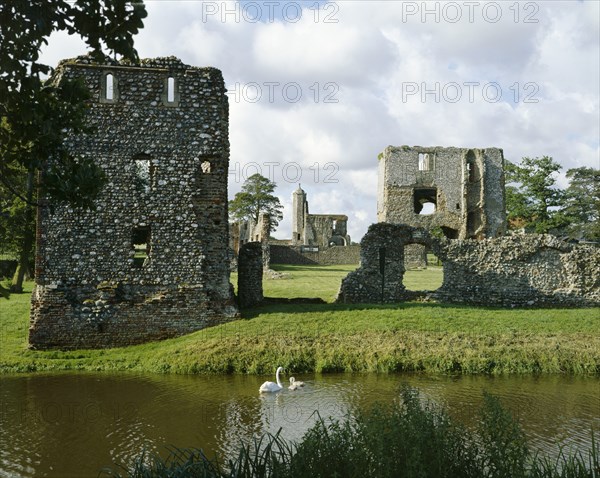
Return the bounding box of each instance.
[167,77,175,103]
[131,226,151,268]
[418,153,432,171]
[134,158,153,192]
[134,154,155,192]
[106,74,114,100]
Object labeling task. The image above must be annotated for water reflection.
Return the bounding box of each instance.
[0,373,598,478]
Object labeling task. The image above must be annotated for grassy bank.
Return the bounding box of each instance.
[0,265,598,375]
[103,387,599,478]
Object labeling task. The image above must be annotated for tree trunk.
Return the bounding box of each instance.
[11,169,35,293]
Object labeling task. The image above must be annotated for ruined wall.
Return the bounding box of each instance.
[237,242,264,308]
[336,224,437,303]
[269,245,360,265]
[229,214,270,270]
[291,186,351,248]
[435,235,600,307]
[404,244,427,269]
[377,146,506,240]
[337,223,600,307]
[304,214,350,248]
[30,55,239,349]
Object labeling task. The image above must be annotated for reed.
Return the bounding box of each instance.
[102,387,600,478]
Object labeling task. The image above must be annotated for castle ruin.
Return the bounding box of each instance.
[291,185,351,249]
[29,56,239,349]
[378,146,506,239]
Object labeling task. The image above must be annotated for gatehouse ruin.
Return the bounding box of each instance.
[378,145,506,268]
[377,145,506,239]
[29,55,239,349]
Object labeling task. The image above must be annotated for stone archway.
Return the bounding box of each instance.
[336,223,442,303]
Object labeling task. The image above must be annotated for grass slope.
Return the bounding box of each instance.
[0,266,598,375]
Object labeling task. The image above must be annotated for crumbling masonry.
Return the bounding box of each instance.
[378,145,506,268]
[30,56,239,349]
[292,186,351,249]
[378,146,506,239]
[337,223,600,307]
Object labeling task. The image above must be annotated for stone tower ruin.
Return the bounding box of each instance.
[291,185,350,248]
[377,146,506,240]
[30,55,239,349]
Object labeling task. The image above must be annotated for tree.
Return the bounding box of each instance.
[0,0,147,291]
[0,161,36,286]
[562,167,600,241]
[229,174,283,234]
[505,156,568,234]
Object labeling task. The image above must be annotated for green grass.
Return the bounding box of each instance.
[103,387,600,478]
[1,266,599,375]
[232,264,443,299]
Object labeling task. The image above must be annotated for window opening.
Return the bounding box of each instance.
[131,226,151,268]
[418,153,432,171]
[134,158,154,192]
[106,74,114,100]
[167,77,175,103]
[201,160,212,173]
[413,188,437,215]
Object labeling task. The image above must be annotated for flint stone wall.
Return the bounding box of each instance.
[377,146,506,240]
[435,234,600,307]
[237,242,264,308]
[404,244,427,269]
[337,223,600,307]
[30,55,239,349]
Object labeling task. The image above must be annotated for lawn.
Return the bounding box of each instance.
[0,265,598,375]
[232,263,443,301]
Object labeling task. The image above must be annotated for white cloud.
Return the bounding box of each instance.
[39,0,600,242]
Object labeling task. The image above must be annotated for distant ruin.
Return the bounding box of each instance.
[228,186,359,268]
[229,214,270,269]
[30,56,238,349]
[292,185,351,249]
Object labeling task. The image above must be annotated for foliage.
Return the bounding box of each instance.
[0,0,147,291]
[562,167,600,241]
[229,174,283,234]
[1,266,598,375]
[0,163,35,260]
[0,0,147,208]
[102,387,600,478]
[505,157,568,234]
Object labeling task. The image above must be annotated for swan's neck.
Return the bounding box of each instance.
[276,368,282,387]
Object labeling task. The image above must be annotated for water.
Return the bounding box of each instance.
[0,372,598,477]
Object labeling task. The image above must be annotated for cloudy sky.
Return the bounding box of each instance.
[40,0,600,241]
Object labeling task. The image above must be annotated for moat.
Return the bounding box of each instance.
[1,372,598,478]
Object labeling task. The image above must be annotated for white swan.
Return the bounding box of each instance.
[288,377,305,390]
[259,366,284,393]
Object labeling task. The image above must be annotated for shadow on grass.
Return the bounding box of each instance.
[240,300,506,319]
